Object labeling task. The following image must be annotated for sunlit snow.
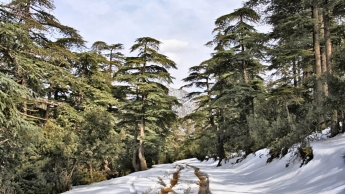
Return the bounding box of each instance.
[63,133,345,194]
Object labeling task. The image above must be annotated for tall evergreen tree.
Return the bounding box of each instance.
[210,7,265,159]
[181,6,266,165]
[246,0,345,137]
[116,37,179,170]
[0,1,126,192]
[181,59,218,161]
[91,41,125,80]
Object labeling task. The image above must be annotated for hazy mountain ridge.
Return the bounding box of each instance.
[168,86,197,118]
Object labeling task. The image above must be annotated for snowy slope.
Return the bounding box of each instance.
[63,133,345,194]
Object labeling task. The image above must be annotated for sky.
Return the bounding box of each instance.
[53,0,247,89]
[63,130,345,194]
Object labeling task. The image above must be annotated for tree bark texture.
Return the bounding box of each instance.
[138,116,148,170]
[132,125,140,172]
[312,4,325,129]
[323,5,339,137]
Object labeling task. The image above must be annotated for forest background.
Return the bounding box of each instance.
[1,0,345,193]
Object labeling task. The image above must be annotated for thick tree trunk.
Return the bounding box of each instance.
[330,110,338,137]
[323,6,338,137]
[138,48,148,171]
[320,50,328,95]
[323,3,332,74]
[240,15,249,84]
[132,125,139,172]
[320,12,329,95]
[312,4,325,129]
[312,5,323,100]
[138,116,148,170]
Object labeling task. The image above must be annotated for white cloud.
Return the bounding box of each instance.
[163,52,180,64]
[160,39,189,52]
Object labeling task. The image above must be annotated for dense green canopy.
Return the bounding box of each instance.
[1,0,345,193]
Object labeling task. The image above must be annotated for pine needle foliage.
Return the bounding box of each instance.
[116,37,179,171]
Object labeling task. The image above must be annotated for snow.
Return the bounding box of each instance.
[63,133,345,194]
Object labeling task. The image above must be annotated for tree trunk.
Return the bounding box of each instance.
[138,46,148,171]
[207,78,215,128]
[323,5,338,137]
[320,11,329,95]
[132,125,139,172]
[340,111,344,133]
[68,159,77,179]
[216,108,226,167]
[216,135,225,167]
[323,2,332,74]
[240,15,249,84]
[312,4,325,129]
[103,159,111,172]
[330,110,338,137]
[19,0,30,117]
[241,44,249,84]
[138,116,148,170]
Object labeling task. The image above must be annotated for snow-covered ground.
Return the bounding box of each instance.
[64,133,345,194]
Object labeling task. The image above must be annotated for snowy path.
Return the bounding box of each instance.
[64,133,345,194]
[186,164,211,194]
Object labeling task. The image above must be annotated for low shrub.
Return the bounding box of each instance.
[298,146,313,167]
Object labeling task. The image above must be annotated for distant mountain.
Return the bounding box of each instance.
[168,86,197,118]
